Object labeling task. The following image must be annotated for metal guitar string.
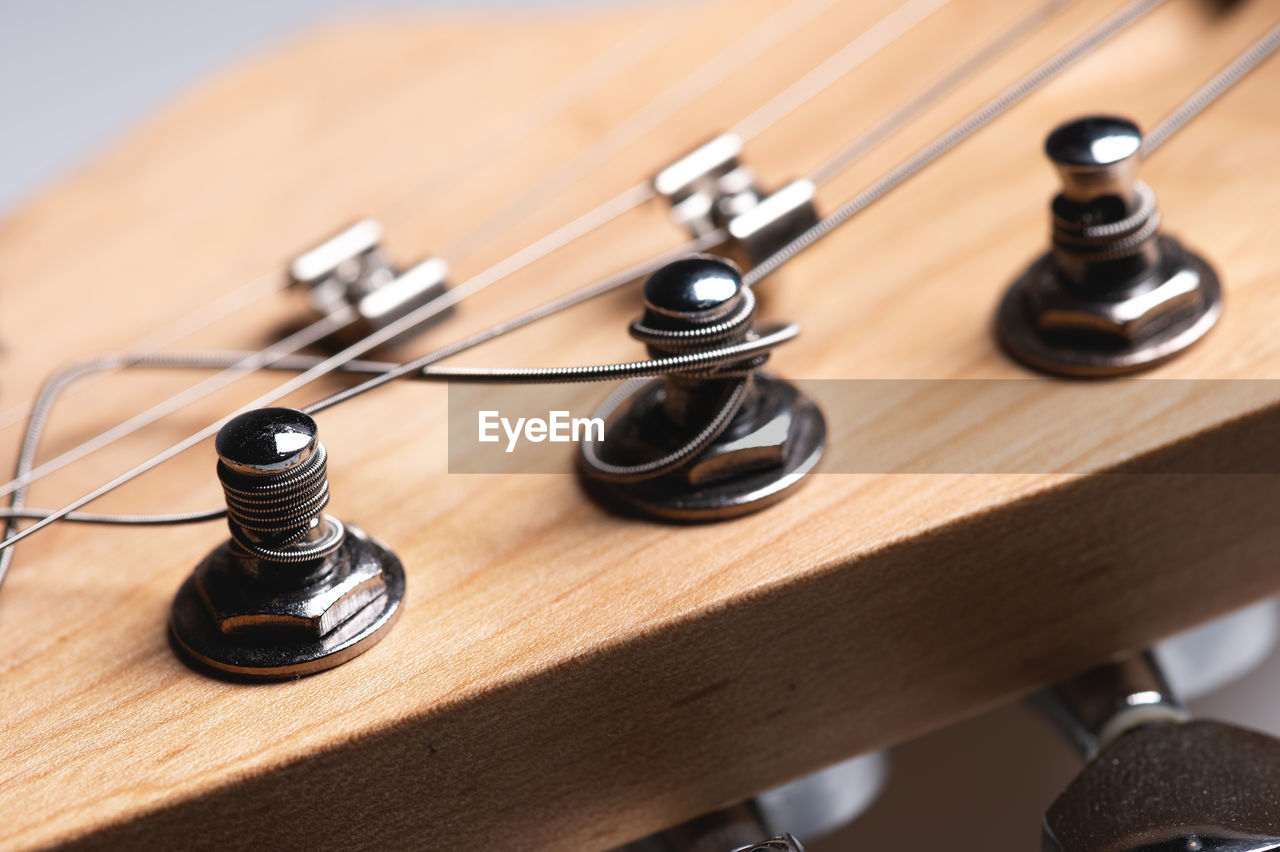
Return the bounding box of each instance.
[744,0,1168,285]
[756,9,1280,286]
[809,0,1072,186]
[0,15,698,570]
[0,310,355,505]
[1141,18,1280,156]
[0,235,721,534]
[0,310,362,585]
[312,0,1177,391]
[439,0,846,264]
[0,0,1190,543]
[0,268,281,433]
[2,0,936,497]
[0,18,678,440]
[7,0,1059,503]
[0,0,954,551]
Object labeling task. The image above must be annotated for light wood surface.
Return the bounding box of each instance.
[3,0,1280,847]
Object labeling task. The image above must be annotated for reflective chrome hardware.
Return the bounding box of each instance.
[735,837,806,852]
[1037,650,1188,761]
[621,803,806,852]
[621,750,883,850]
[288,219,452,348]
[653,134,819,269]
[996,115,1222,377]
[578,257,825,522]
[1038,651,1280,852]
[170,407,405,680]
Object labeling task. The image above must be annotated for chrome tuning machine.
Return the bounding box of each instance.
[622,751,886,850]
[169,407,405,680]
[654,133,819,270]
[289,219,453,348]
[577,256,825,522]
[996,115,1222,377]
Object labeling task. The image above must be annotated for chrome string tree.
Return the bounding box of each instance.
[653,134,820,272]
[996,115,1222,377]
[577,256,825,522]
[289,218,454,349]
[170,407,405,680]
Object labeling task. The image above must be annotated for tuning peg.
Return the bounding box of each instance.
[733,835,806,852]
[622,750,885,851]
[995,115,1222,377]
[288,219,453,349]
[1037,650,1280,852]
[653,134,819,271]
[576,256,825,522]
[169,407,405,680]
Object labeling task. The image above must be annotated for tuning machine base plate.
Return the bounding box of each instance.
[579,374,826,523]
[997,235,1222,378]
[170,526,405,681]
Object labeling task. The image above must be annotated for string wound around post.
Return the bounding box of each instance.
[289,219,454,349]
[170,407,405,680]
[653,133,820,273]
[577,256,825,522]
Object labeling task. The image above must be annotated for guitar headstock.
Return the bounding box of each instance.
[3,0,1279,848]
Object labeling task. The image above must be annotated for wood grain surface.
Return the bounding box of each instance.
[2,0,1280,847]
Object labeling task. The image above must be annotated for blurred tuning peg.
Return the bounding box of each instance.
[1037,649,1280,852]
[733,835,806,852]
[620,751,885,852]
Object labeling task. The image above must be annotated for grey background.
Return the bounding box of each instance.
[4,1,1279,847]
[0,0,633,214]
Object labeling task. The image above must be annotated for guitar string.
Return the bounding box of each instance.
[0,0,1070,530]
[0,0,956,513]
[0,269,281,433]
[0,0,871,584]
[0,14,678,437]
[1141,17,1280,156]
[0,4,727,441]
[0,0,969,583]
[283,0,1180,388]
[0,0,778,450]
[744,0,1168,284]
[0,0,1189,546]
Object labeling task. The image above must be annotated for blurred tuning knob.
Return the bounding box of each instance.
[169,407,405,680]
[734,836,806,852]
[995,115,1222,377]
[1038,650,1280,852]
[289,219,453,349]
[1047,115,1143,205]
[654,134,819,271]
[622,803,807,852]
[621,750,884,851]
[577,256,825,522]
